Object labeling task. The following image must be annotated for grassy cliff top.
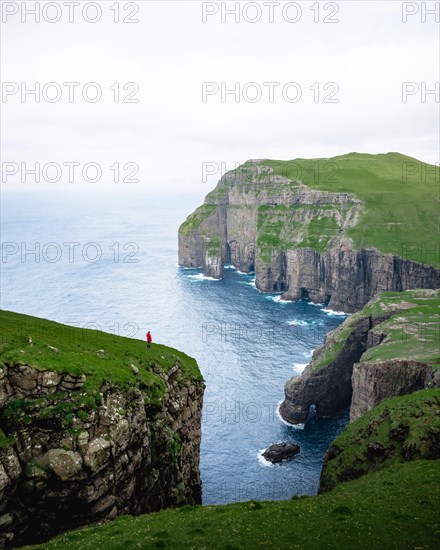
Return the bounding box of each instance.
[312,288,440,371]
[24,459,439,549]
[180,152,439,267]
[0,310,203,397]
[320,388,440,493]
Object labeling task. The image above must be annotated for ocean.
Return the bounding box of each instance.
[0,191,348,504]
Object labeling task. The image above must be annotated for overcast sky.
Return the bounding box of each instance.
[1,0,439,196]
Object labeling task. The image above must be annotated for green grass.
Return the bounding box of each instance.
[24,459,440,549]
[179,205,216,235]
[0,310,203,446]
[0,310,201,387]
[310,289,440,371]
[265,152,439,267]
[320,389,440,493]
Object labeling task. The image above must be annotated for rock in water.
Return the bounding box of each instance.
[262,442,300,463]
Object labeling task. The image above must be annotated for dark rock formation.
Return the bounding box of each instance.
[279,289,440,425]
[0,363,204,548]
[279,315,387,424]
[350,360,438,421]
[262,442,300,463]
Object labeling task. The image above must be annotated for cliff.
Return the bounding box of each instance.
[0,311,204,548]
[178,153,440,312]
[279,289,440,425]
[319,388,440,492]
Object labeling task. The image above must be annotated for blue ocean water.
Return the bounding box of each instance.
[0,192,348,504]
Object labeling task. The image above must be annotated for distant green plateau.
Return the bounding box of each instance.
[180,153,440,268]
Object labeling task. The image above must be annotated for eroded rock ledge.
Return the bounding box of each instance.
[279,289,440,425]
[0,361,203,548]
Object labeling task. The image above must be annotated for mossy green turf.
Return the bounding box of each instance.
[179,205,216,235]
[0,310,202,441]
[320,389,440,492]
[24,459,439,550]
[256,204,343,262]
[311,289,440,371]
[266,152,439,267]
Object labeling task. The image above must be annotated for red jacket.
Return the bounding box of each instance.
[146,332,152,343]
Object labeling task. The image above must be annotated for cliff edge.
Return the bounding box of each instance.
[178,153,440,312]
[0,311,204,548]
[279,288,440,425]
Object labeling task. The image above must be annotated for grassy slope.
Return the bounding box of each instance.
[0,310,202,387]
[320,389,440,492]
[24,459,440,550]
[0,310,202,446]
[266,152,439,267]
[311,288,440,371]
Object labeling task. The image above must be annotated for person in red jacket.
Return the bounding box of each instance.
[146,331,152,348]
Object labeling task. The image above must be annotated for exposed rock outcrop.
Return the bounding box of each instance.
[179,158,440,312]
[0,361,203,548]
[262,442,300,463]
[279,289,440,425]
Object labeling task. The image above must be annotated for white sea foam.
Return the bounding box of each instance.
[276,401,305,429]
[322,308,348,316]
[257,449,274,468]
[302,349,314,359]
[308,302,324,307]
[270,295,291,304]
[225,264,252,275]
[293,362,308,374]
[188,273,222,281]
[287,319,309,326]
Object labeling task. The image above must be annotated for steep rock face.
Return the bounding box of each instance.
[279,290,440,425]
[279,315,386,423]
[0,363,203,548]
[178,160,440,311]
[350,360,439,421]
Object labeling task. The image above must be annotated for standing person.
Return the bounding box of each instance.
[146,331,152,348]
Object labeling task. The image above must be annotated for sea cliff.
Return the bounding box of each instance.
[0,311,204,548]
[179,153,439,312]
[279,289,440,425]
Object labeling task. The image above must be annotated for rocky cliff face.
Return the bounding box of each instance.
[0,362,203,548]
[279,289,440,425]
[178,159,440,312]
